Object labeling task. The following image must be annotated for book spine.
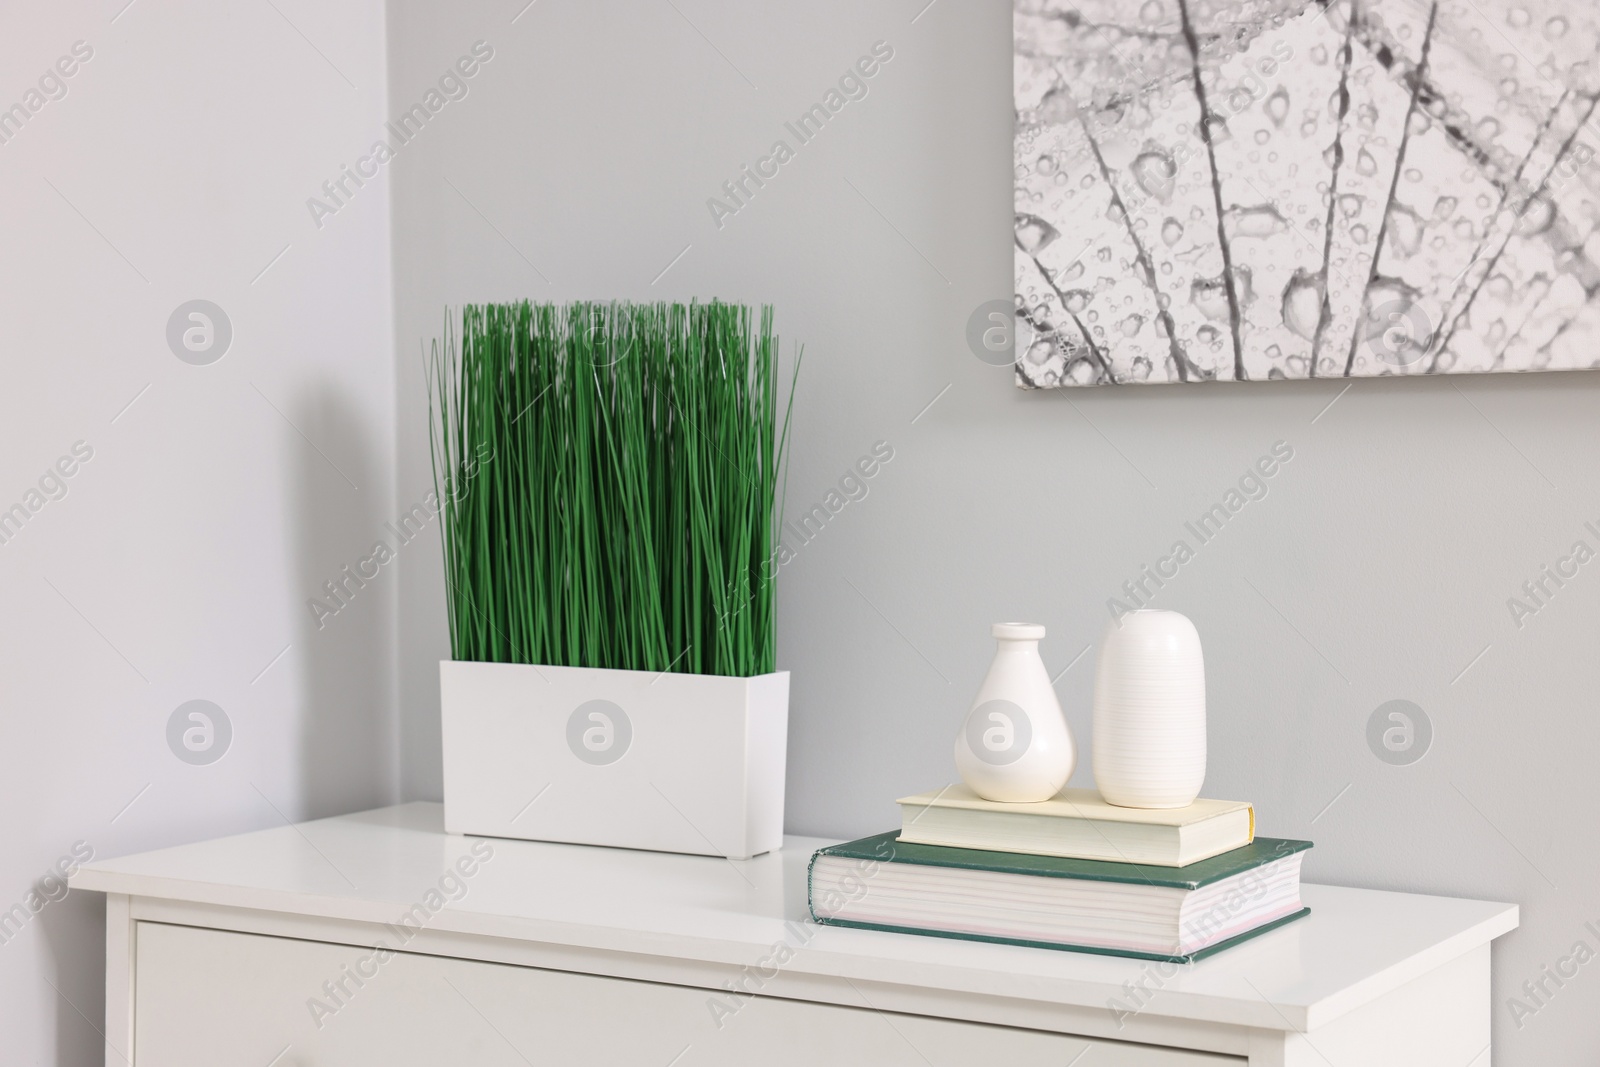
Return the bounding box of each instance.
[806,849,822,923]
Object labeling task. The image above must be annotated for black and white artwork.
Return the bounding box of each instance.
[1013,0,1600,385]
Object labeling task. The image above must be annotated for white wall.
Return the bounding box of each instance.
[386,1,1600,1063]
[0,3,397,1063]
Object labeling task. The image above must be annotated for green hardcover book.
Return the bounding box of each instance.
[808,832,1312,964]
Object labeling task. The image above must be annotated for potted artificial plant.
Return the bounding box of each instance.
[431,301,797,859]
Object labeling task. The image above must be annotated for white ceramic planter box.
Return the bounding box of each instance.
[440,660,789,859]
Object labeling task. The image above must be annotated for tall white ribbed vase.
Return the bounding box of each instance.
[1092,610,1206,809]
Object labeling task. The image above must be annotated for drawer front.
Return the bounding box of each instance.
[134,922,1242,1066]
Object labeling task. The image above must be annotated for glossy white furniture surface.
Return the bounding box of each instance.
[72,802,1517,1066]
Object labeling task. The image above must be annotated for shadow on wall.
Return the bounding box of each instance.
[291,385,397,820]
[37,884,103,1067]
[34,385,398,1067]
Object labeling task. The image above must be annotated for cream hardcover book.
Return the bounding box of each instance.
[897,785,1254,867]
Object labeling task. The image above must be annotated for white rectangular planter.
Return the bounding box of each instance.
[440,660,789,859]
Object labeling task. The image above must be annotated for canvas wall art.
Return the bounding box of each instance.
[1013,0,1600,385]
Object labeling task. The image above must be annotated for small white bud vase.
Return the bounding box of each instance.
[1092,610,1206,809]
[954,623,1076,803]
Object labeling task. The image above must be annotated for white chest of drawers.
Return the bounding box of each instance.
[72,803,1516,1066]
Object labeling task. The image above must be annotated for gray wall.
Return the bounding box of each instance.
[1,2,399,1064]
[388,1,1599,1062]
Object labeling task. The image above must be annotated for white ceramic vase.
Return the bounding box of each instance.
[954,623,1076,803]
[1092,610,1206,809]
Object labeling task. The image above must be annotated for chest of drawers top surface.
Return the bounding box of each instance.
[72,801,1516,1033]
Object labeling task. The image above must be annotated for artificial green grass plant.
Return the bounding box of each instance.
[429,301,798,678]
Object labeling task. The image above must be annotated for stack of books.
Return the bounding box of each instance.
[808,785,1311,963]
